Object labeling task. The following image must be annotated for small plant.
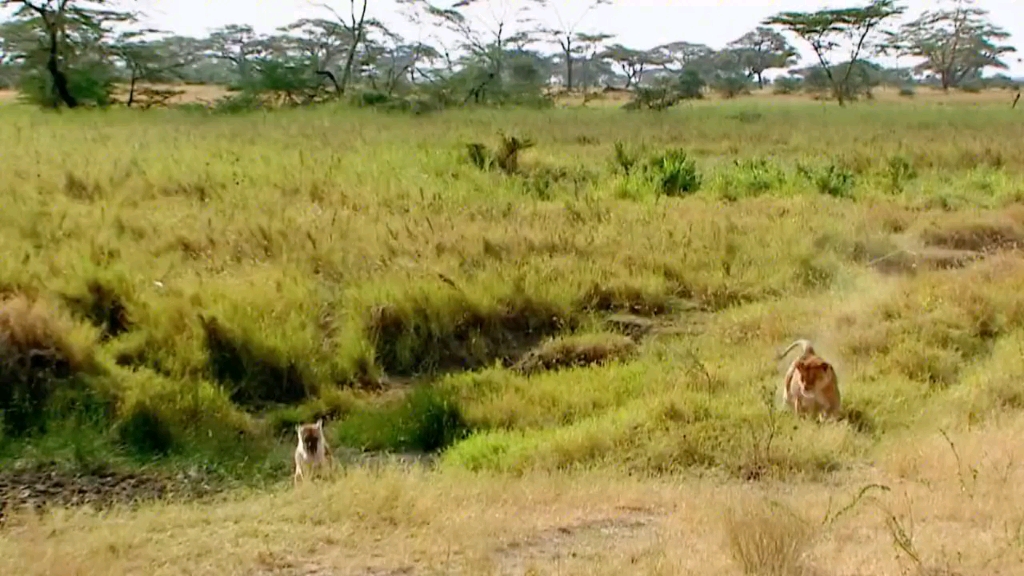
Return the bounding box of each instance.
[645,148,701,197]
[885,154,917,193]
[463,132,535,175]
[612,141,640,175]
[723,498,813,576]
[495,132,535,174]
[898,86,916,98]
[797,161,855,199]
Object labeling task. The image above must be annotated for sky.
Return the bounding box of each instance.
[23,1,1024,77]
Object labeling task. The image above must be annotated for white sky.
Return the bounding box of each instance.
[10,0,1024,76]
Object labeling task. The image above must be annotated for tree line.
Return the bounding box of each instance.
[0,0,1016,110]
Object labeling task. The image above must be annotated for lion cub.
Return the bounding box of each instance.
[293,419,333,485]
[776,339,841,422]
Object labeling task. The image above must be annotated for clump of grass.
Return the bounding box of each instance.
[797,161,855,198]
[722,499,814,576]
[115,401,175,456]
[916,214,1024,253]
[464,132,535,175]
[366,291,574,377]
[612,140,641,175]
[200,314,317,408]
[645,147,701,197]
[885,154,918,193]
[62,278,133,340]
[0,295,102,436]
[717,157,787,200]
[333,385,470,453]
[512,333,638,375]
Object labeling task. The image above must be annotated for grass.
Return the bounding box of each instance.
[3,90,1024,573]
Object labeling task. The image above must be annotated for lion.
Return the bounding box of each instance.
[293,419,333,485]
[776,339,841,422]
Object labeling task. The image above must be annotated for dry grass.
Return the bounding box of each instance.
[3,416,1024,575]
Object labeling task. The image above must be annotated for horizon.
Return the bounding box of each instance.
[129,0,1024,78]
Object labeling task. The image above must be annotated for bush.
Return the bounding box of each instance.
[772,76,802,95]
[645,148,701,197]
[714,74,753,99]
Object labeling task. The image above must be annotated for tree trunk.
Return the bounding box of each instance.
[756,72,764,89]
[316,70,341,95]
[46,29,77,108]
[339,0,368,95]
[127,68,138,108]
[563,38,573,91]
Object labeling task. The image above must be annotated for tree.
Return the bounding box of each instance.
[899,0,1015,91]
[110,30,188,107]
[318,0,375,95]
[649,41,714,74]
[397,0,542,102]
[727,26,797,88]
[278,18,348,93]
[601,44,665,89]
[575,32,613,89]
[535,0,609,91]
[1,0,137,108]
[205,24,268,86]
[764,0,905,106]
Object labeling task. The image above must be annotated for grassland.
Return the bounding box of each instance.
[3,90,1024,574]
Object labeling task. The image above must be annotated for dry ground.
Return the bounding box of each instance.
[3,417,1024,576]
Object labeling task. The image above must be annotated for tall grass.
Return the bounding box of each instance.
[2,98,1024,481]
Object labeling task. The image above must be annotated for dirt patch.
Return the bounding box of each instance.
[0,466,217,528]
[495,508,662,576]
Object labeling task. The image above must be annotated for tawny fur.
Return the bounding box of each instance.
[293,419,333,485]
[776,339,841,422]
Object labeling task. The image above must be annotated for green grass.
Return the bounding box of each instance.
[3,98,1024,482]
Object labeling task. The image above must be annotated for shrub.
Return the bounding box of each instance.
[723,499,813,576]
[772,76,802,95]
[645,148,701,197]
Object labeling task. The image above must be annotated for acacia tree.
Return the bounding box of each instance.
[601,44,665,89]
[899,0,1015,91]
[727,26,798,88]
[1,0,137,108]
[765,0,905,106]
[575,31,613,90]
[397,0,542,102]
[205,24,268,86]
[534,0,609,91]
[278,18,347,93]
[318,0,375,94]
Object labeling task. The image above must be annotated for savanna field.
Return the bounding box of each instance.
[4,91,1024,575]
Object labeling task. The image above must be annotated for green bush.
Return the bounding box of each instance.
[646,148,701,197]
